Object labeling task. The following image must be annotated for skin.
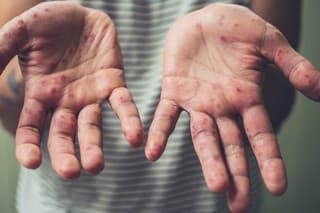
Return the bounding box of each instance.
[0,2,144,178]
[252,0,300,133]
[0,1,310,213]
[145,3,320,213]
[0,0,42,133]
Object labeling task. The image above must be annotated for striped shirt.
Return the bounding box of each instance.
[16,0,261,212]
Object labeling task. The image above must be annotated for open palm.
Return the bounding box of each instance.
[145,3,320,212]
[0,2,143,178]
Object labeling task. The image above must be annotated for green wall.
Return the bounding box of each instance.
[261,0,320,212]
[0,130,19,213]
[1,1,320,212]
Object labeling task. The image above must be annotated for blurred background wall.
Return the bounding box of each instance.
[1,0,320,212]
[261,0,320,212]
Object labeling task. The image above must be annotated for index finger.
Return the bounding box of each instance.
[0,16,28,72]
[109,87,144,147]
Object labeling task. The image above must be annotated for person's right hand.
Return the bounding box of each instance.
[0,2,144,178]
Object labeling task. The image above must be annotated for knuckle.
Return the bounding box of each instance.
[53,111,76,133]
[191,115,216,140]
[111,87,130,99]
[249,131,273,143]
[224,144,245,157]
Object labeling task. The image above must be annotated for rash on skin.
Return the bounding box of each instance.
[25,108,33,116]
[233,23,240,28]
[220,36,227,42]
[276,49,284,62]
[32,13,38,19]
[60,75,67,84]
[50,87,57,95]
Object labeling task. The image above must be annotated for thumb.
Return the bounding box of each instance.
[261,23,320,101]
[0,17,28,73]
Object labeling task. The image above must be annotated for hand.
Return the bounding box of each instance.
[145,3,320,213]
[0,2,144,178]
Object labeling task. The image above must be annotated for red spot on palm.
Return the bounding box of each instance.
[51,88,57,95]
[220,36,227,42]
[60,75,67,83]
[277,49,283,61]
[17,20,25,30]
[236,87,242,93]
[119,96,125,102]
[213,155,221,161]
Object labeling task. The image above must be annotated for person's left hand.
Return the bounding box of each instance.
[145,3,320,213]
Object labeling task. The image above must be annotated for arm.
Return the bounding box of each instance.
[251,0,301,131]
[0,0,43,134]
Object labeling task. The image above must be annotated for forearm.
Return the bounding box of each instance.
[0,58,24,134]
[0,0,42,24]
[251,0,301,132]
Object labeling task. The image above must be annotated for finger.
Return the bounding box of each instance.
[0,17,28,72]
[242,104,286,195]
[15,98,46,169]
[216,117,250,213]
[190,111,229,193]
[48,108,80,179]
[109,87,144,147]
[261,24,320,101]
[145,99,180,161]
[78,104,104,174]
